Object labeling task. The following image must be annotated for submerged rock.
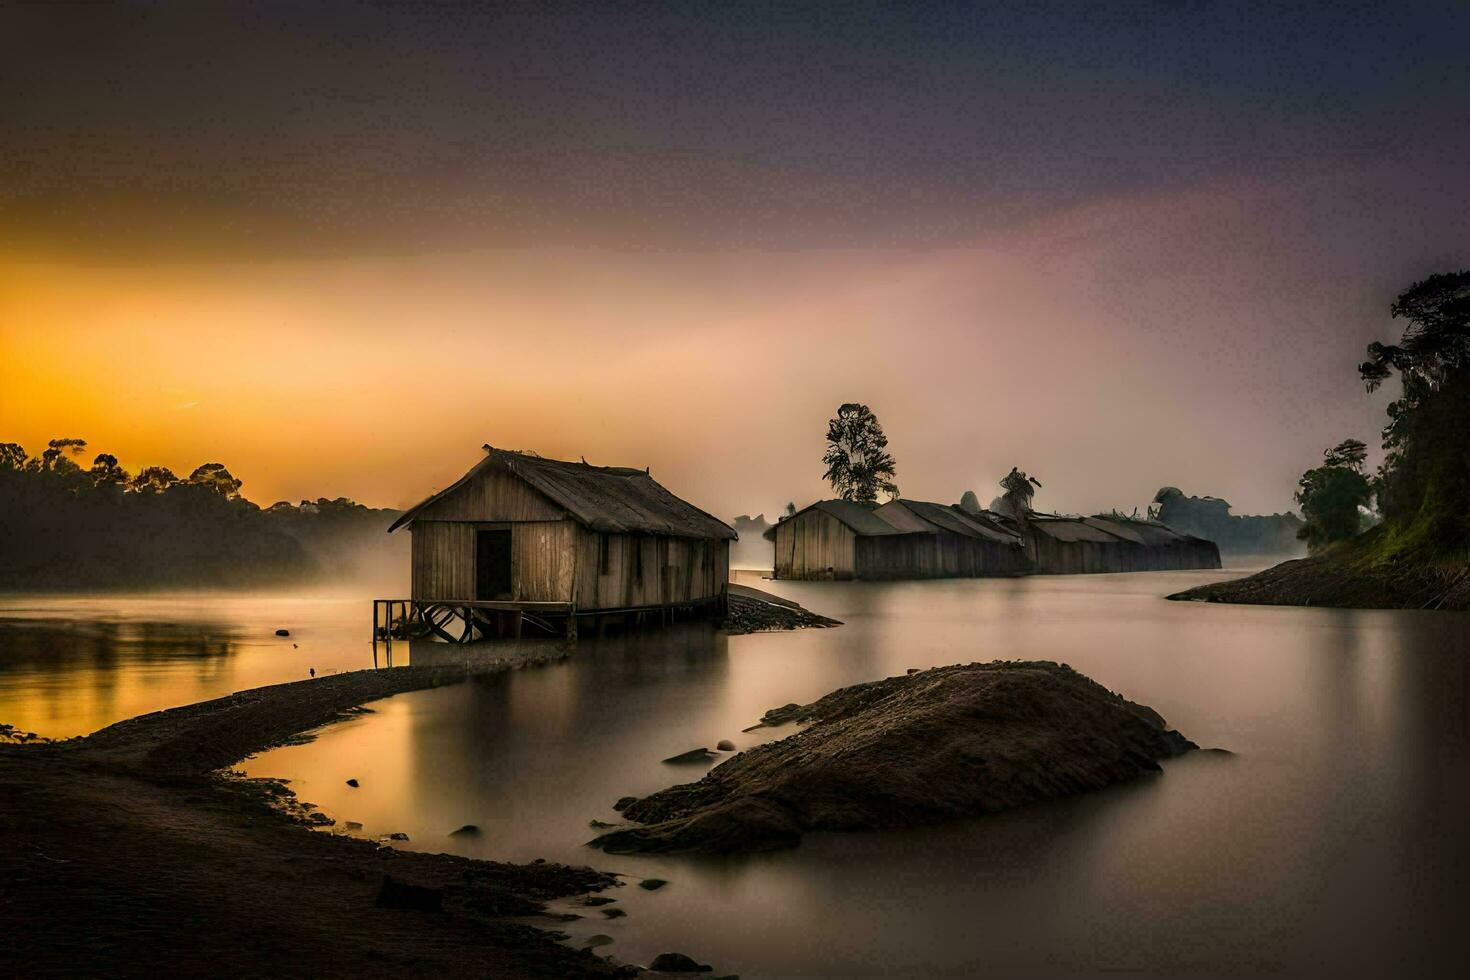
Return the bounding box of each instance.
[715,739,735,751]
[638,878,668,891]
[449,824,480,836]
[662,747,717,765]
[592,661,1196,854]
[649,951,713,972]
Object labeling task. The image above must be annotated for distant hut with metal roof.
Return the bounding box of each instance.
[870,499,1030,577]
[1023,513,1219,574]
[771,498,1029,580]
[1081,515,1220,571]
[385,446,734,640]
[771,499,911,580]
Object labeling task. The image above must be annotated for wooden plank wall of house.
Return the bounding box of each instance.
[773,509,859,580]
[854,533,1027,579]
[411,520,580,602]
[571,527,729,609]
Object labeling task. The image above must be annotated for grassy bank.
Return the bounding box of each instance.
[1169,527,1470,611]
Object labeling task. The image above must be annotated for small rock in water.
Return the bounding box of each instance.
[449,824,480,836]
[345,778,360,788]
[375,874,442,912]
[716,739,735,751]
[600,907,627,918]
[582,934,614,949]
[613,796,638,811]
[581,896,617,907]
[662,747,716,764]
[906,667,920,674]
[387,832,409,841]
[758,703,804,727]
[649,952,712,973]
[343,821,364,831]
[638,878,668,891]
[275,629,290,637]
[589,819,616,829]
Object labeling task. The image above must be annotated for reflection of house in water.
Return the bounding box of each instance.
[771,499,1219,580]
[385,447,735,641]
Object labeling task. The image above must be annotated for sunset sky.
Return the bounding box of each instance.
[3,2,1467,518]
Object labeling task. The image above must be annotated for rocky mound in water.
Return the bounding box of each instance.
[591,661,1196,854]
[719,586,842,635]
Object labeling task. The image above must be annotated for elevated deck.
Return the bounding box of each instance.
[372,593,725,656]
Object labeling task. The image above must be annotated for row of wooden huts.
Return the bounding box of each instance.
[384,449,1221,642]
[770,498,1219,580]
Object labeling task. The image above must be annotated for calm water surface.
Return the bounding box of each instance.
[3,568,1467,977]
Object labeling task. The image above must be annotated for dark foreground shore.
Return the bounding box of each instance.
[0,647,644,978]
[1168,552,1470,611]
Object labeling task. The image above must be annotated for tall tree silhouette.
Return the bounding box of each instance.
[1295,439,1374,550]
[1359,271,1470,548]
[998,467,1041,519]
[821,403,898,503]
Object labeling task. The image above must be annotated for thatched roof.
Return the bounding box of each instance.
[388,447,735,539]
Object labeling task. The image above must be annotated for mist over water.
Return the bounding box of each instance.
[3,569,1465,976]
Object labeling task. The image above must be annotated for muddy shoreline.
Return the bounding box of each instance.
[1,644,652,978]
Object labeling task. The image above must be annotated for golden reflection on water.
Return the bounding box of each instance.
[4,572,1467,977]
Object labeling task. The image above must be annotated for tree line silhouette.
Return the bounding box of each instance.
[0,439,398,589]
[1294,270,1469,555]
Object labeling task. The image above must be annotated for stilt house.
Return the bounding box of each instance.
[388,447,734,615]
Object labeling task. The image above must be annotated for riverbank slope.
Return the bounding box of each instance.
[1168,536,1470,611]
[0,646,640,978]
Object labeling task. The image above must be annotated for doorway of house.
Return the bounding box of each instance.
[475,529,513,600]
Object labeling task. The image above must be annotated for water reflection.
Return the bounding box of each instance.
[0,593,378,736]
[4,575,1465,976]
[244,571,1470,977]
